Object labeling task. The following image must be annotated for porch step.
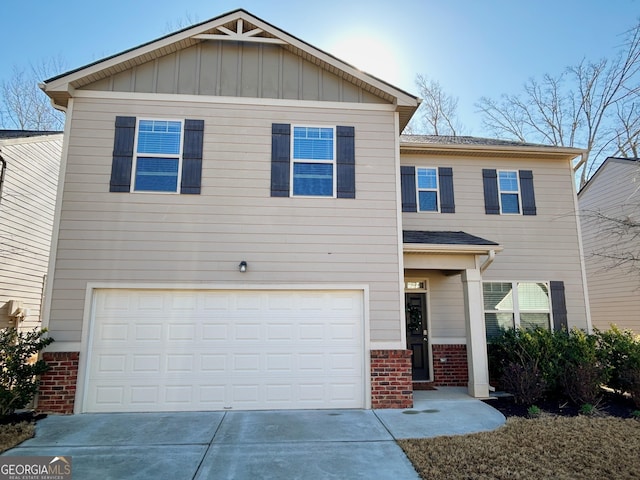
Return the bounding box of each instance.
[413,381,437,391]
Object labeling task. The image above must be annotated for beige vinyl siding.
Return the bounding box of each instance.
[48,97,402,343]
[401,153,589,333]
[81,42,389,105]
[579,160,640,332]
[0,135,62,330]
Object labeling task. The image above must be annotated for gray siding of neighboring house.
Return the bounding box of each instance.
[80,41,388,105]
[579,159,640,333]
[47,96,402,344]
[401,152,589,338]
[0,135,62,330]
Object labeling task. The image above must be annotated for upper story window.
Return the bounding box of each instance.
[133,120,183,193]
[291,126,336,197]
[400,166,455,213]
[483,281,551,339]
[498,170,520,214]
[482,169,536,216]
[109,116,204,195]
[270,123,354,199]
[416,167,439,212]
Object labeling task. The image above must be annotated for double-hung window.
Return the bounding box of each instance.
[416,167,439,212]
[482,169,536,215]
[133,119,183,193]
[291,126,335,197]
[483,281,551,339]
[498,170,520,214]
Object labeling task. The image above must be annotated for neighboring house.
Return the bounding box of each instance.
[578,157,640,333]
[38,9,590,414]
[0,131,62,331]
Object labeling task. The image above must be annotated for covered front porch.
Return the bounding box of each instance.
[402,230,502,398]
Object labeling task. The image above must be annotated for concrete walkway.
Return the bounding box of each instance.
[3,387,505,480]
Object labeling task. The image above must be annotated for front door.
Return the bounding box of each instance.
[405,292,430,381]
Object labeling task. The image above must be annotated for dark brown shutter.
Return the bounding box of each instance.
[519,170,537,215]
[271,123,291,197]
[401,166,417,212]
[550,281,568,332]
[180,119,204,194]
[110,116,136,192]
[482,169,500,214]
[336,126,355,199]
[439,167,455,213]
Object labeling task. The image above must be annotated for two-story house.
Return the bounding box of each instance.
[0,131,62,331]
[38,9,590,414]
[578,157,640,333]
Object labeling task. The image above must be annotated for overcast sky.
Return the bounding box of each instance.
[2,0,639,134]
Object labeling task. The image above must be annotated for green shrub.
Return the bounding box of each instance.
[488,328,557,404]
[556,328,608,406]
[0,327,54,417]
[595,325,640,394]
[489,327,608,406]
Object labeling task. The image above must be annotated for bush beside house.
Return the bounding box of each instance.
[489,326,640,409]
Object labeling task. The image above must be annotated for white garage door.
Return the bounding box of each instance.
[84,289,364,412]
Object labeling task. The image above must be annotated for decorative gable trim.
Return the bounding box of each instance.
[193,18,286,44]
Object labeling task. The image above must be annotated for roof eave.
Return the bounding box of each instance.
[400,141,586,159]
[403,244,503,255]
[42,9,419,117]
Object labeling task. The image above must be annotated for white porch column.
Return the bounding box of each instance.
[462,268,490,398]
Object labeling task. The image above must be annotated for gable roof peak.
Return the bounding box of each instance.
[42,8,418,129]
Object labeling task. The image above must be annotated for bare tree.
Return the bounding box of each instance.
[407,74,465,136]
[477,21,640,188]
[581,205,640,275]
[163,12,200,34]
[1,58,66,131]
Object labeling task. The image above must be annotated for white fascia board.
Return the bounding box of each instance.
[400,141,586,159]
[73,89,398,112]
[403,244,503,255]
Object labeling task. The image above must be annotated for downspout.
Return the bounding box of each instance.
[0,153,6,206]
[480,249,496,273]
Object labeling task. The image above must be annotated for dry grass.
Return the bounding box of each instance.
[0,422,35,453]
[399,416,640,480]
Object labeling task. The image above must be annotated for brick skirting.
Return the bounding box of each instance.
[37,352,79,414]
[370,349,413,408]
[431,344,468,386]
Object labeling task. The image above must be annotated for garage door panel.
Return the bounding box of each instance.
[86,289,364,412]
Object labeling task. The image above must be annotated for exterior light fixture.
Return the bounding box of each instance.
[239,261,247,273]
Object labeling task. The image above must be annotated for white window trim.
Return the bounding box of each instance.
[415,167,440,213]
[131,118,184,194]
[483,280,554,330]
[290,125,337,198]
[497,170,522,215]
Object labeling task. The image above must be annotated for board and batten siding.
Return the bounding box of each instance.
[400,153,589,336]
[80,41,388,106]
[0,135,62,330]
[48,96,402,344]
[579,159,640,332]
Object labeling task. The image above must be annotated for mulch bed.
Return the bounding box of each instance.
[483,390,638,418]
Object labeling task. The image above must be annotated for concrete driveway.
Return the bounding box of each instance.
[3,388,505,480]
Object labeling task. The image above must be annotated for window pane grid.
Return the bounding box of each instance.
[498,171,520,214]
[291,126,335,197]
[416,167,439,212]
[484,282,551,339]
[133,119,183,193]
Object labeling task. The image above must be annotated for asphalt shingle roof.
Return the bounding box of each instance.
[400,134,562,149]
[403,230,499,246]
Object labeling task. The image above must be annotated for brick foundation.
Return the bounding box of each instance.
[370,350,413,408]
[37,352,79,414]
[432,344,468,386]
